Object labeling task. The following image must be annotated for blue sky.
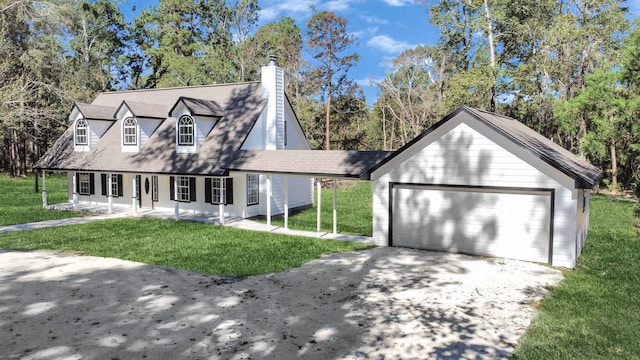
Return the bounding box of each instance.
[120,0,437,103]
[120,0,639,104]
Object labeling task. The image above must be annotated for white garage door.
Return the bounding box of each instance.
[391,185,552,263]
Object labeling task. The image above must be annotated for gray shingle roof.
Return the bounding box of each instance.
[75,103,116,120]
[171,97,223,117]
[36,82,267,175]
[228,150,393,178]
[118,101,167,119]
[365,106,602,188]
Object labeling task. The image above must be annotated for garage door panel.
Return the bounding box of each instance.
[392,186,551,263]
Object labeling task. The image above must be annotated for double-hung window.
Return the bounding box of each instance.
[75,119,88,145]
[246,174,259,205]
[170,176,195,202]
[177,176,190,202]
[205,177,233,205]
[178,116,194,145]
[123,117,137,145]
[78,173,91,195]
[212,178,225,204]
[110,174,119,197]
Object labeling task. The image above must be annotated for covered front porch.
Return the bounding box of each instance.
[38,150,390,240]
[41,201,372,243]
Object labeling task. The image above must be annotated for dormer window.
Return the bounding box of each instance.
[75,119,88,145]
[123,117,137,145]
[178,115,194,145]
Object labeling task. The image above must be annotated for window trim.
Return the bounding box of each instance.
[246,174,259,206]
[78,172,91,195]
[176,176,190,202]
[178,115,194,146]
[75,119,88,145]
[110,174,119,197]
[211,178,225,204]
[123,117,137,145]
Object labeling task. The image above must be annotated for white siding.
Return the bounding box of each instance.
[138,118,161,149]
[242,111,266,150]
[69,172,312,220]
[371,113,579,267]
[283,105,311,150]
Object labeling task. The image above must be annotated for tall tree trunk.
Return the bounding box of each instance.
[483,0,496,112]
[9,128,18,178]
[611,143,618,193]
[325,92,331,150]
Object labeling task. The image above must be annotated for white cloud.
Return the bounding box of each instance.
[356,76,385,88]
[352,26,379,40]
[259,0,318,23]
[367,34,417,54]
[382,0,414,6]
[361,15,389,25]
[325,0,353,12]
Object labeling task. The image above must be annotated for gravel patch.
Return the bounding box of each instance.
[0,247,562,359]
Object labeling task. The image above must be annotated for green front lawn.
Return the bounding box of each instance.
[0,173,79,226]
[514,195,640,359]
[267,180,373,236]
[0,217,368,276]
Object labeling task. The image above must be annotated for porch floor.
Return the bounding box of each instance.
[3,202,373,244]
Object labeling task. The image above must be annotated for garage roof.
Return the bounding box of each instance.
[364,106,602,188]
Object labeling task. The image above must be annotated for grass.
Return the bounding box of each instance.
[0,217,369,276]
[0,173,80,226]
[513,195,640,359]
[266,180,373,236]
[0,173,369,276]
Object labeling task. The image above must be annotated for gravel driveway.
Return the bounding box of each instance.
[0,248,562,359]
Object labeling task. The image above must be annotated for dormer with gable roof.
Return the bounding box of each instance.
[169,97,222,153]
[70,103,117,152]
[114,101,166,152]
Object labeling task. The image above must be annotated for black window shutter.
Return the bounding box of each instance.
[117,174,123,197]
[204,178,212,204]
[75,172,80,193]
[225,178,233,205]
[101,174,107,196]
[189,177,196,202]
[169,176,175,200]
[89,173,95,195]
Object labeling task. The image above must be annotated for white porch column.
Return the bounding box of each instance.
[174,179,179,219]
[41,172,47,208]
[107,175,113,214]
[284,176,289,229]
[266,175,272,228]
[316,178,322,232]
[332,178,337,234]
[132,176,138,216]
[72,174,78,210]
[219,203,225,225]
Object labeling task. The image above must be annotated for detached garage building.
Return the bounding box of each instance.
[366,106,601,268]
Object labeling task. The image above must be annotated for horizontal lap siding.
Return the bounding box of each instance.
[372,114,579,267]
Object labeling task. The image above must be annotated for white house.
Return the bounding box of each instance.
[36,59,320,222]
[363,106,601,268]
[37,71,601,268]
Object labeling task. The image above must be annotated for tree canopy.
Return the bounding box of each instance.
[1,0,638,193]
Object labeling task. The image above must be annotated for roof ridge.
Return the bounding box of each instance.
[98,81,261,96]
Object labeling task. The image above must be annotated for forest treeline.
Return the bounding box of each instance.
[1,0,639,194]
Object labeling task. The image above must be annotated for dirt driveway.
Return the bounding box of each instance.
[0,248,562,359]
